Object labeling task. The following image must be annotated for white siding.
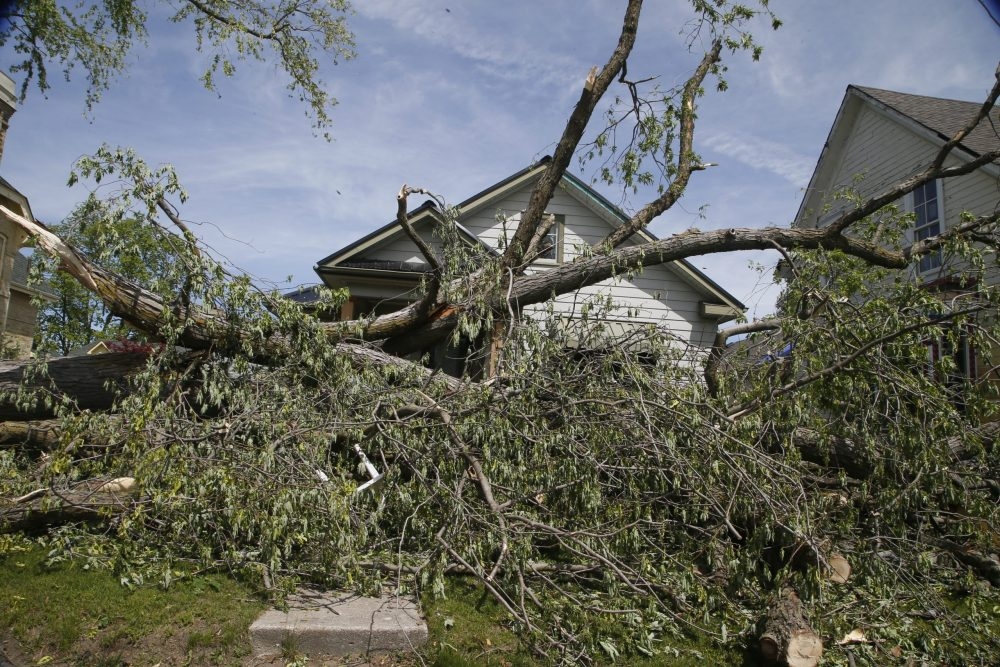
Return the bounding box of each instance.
[460,181,717,347]
[806,104,997,229]
[801,102,1000,285]
[322,174,729,352]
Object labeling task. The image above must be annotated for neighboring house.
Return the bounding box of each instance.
[300,157,745,374]
[793,85,1000,382]
[6,250,52,358]
[0,72,44,359]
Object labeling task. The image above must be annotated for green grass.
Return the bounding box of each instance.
[0,539,266,666]
[420,578,754,667]
[0,538,757,666]
[422,581,535,666]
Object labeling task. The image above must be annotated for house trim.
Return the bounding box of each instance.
[315,164,547,270]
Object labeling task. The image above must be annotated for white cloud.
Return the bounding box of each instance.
[355,0,589,97]
[702,132,814,188]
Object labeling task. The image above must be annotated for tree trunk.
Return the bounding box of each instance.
[2,481,134,533]
[0,353,151,420]
[0,420,62,452]
[759,587,823,667]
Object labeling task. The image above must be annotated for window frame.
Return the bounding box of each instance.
[910,179,944,275]
[534,213,564,265]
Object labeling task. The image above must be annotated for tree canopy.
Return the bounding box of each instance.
[2,1,1000,664]
[0,0,354,133]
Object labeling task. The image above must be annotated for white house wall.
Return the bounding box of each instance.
[458,183,717,349]
[805,103,997,229]
[805,104,939,225]
[800,101,1000,286]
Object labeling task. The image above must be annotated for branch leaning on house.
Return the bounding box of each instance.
[931,63,1000,172]
[500,0,643,273]
[396,185,443,275]
[828,65,1000,235]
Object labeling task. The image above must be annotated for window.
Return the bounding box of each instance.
[536,213,563,263]
[925,326,975,411]
[927,331,972,380]
[912,180,942,274]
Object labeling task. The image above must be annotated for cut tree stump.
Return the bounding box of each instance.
[827,554,851,584]
[759,587,823,667]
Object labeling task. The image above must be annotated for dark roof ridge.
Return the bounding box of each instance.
[851,84,994,107]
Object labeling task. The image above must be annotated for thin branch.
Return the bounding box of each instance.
[705,318,781,397]
[396,184,443,274]
[156,197,201,259]
[601,39,723,249]
[183,0,286,41]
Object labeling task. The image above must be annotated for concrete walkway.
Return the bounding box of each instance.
[249,589,427,659]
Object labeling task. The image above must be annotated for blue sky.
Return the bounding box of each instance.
[2,0,999,318]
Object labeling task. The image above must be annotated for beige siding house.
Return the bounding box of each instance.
[796,85,999,257]
[0,72,47,359]
[794,85,1000,380]
[304,158,745,373]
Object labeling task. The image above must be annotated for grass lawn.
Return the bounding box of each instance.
[0,539,266,667]
[0,538,753,666]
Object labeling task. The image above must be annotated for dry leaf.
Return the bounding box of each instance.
[836,628,868,645]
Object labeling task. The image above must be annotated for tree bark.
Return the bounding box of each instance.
[1,481,135,533]
[759,587,823,667]
[0,420,62,451]
[937,537,1000,587]
[0,352,151,420]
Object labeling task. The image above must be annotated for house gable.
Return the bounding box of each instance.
[793,85,1000,387]
[312,159,745,339]
[796,86,1000,231]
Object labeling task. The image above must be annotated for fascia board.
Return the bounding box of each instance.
[314,205,438,269]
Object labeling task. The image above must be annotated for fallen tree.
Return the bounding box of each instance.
[2,2,1000,665]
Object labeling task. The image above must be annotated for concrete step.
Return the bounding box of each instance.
[250,589,428,659]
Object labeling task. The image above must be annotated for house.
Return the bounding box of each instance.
[0,72,44,359]
[793,84,1000,382]
[300,157,745,374]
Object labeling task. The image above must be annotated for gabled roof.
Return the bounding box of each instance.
[316,157,745,312]
[0,175,33,221]
[853,86,1000,159]
[314,201,495,270]
[795,85,1000,227]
